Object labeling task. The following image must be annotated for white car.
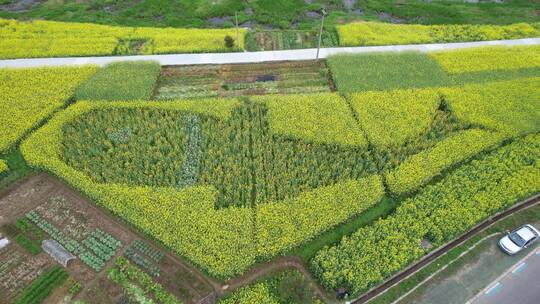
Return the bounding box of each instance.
[498,224,540,255]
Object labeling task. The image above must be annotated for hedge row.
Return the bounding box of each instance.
[311,133,540,295]
[431,45,540,74]
[337,21,540,46]
[0,66,97,152]
[21,99,381,278]
[256,175,384,256]
[386,129,506,195]
[252,93,367,147]
[15,266,68,304]
[0,18,246,59]
[75,61,161,101]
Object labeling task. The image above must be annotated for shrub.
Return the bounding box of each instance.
[311,133,540,295]
[442,77,540,136]
[252,93,367,147]
[385,129,507,195]
[15,266,68,304]
[0,18,247,59]
[349,88,441,149]
[75,61,161,101]
[225,35,235,48]
[337,21,540,46]
[0,66,97,152]
[256,175,384,256]
[431,45,540,74]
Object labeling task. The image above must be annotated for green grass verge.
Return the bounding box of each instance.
[291,196,398,262]
[367,204,540,304]
[0,148,34,192]
[75,61,161,101]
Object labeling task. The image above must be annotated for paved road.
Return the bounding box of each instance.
[470,247,540,304]
[0,38,539,68]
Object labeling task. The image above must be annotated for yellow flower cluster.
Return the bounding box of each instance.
[252,93,367,147]
[0,160,8,174]
[0,66,97,152]
[431,45,540,74]
[337,21,540,46]
[0,18,246,59]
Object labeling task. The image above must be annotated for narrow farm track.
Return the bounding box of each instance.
[0,38,539,68]
[224,256,338,304]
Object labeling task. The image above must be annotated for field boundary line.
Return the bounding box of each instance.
[0,38,538,68]
[352,192,540,304]
[389,232,501,304]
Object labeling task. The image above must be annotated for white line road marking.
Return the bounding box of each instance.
[485,282,502,295]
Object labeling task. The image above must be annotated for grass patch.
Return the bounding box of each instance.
[327,52,448,93]
[0,148,35,192]
[292,196,398,262]
[75,61,161,101]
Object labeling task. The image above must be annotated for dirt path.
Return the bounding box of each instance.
[224,256,338,304]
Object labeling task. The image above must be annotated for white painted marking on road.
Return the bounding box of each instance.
[536,249,540,256]
[512,262,527,274]
[485,282,502,295]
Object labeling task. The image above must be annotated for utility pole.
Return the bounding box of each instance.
[316,8,327,59]
[235,11,240,51]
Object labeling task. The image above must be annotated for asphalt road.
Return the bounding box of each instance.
[471,247,540,304]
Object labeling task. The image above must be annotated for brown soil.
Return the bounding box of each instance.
[0,173,218,304]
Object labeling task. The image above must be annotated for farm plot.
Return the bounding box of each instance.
[154,60,332,99]
[0,174,215,304]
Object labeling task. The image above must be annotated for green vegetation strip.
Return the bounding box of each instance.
[15,266,68,304]
[75,61,161,101]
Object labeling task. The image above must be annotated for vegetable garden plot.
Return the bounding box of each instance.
[154,60,332,99]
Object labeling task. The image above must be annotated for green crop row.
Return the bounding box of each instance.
[14,234,41,255]
[0,66,97,152]
[15,266,68,304]
[337,22,540,47]
[327,45,540,94]
[431,45,540,74]
[311,133,540,296]
[386,129,507,195]
[0,18,246,59]
[75,61,161,101]
[108,257,181,304]
[256,175,384,256]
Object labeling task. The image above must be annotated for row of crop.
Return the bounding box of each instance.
[311,133,540,295]
[385,129,506,195]
[0,18,246,59]
[25,211,121,272]
[21,99,383,278]
[75,61,161,101]
[14,266,68,304]
[255,175,384,256]
[108,257,181,304]
[337,21,540,46]
[176,114,203,188]
[0,66,97,152]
